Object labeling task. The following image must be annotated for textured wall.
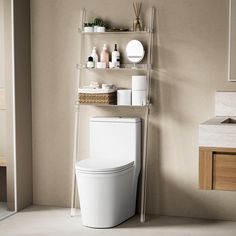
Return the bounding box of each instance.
[31,0,236,220]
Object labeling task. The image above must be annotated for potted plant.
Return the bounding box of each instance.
[97,22,106,32]
[93,18,106,32]
[83,22,94,32]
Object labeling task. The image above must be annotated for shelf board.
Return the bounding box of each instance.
[77,64,149,71]
[79,29,151,35]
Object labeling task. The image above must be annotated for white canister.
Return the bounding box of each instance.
[117,90,132,106]
[132,76,147,91]
[83,27,93,33]
[93,25,98,32]
[96,26,106,32]
[132,90,147,106]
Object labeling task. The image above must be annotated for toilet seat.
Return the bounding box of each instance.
[76,158,134,174]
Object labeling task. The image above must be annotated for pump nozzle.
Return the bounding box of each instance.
[103,44,107,50]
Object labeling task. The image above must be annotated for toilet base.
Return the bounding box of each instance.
[82,212,135,229]
[76,167,137,228]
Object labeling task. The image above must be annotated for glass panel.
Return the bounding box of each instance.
[79,104,149,107]
[77,63,149,71]
[79,30,150,34]
[0,0,16,219]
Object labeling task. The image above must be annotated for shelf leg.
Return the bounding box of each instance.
[70,8,85,217]
[140,6,155,223]
[140,106,150,223]
[70,104,80,217]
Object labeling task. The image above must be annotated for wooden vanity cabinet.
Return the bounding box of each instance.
[199,147,236,191]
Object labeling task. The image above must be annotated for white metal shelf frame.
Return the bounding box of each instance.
[71,7,155,223]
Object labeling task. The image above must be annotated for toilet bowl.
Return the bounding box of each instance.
[75,117,141,228]
[76,159,135,228]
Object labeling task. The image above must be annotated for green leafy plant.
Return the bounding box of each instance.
[100,22,107,27]
[93,18,104,26]
[84,18,108,28]
[84,22,93,27]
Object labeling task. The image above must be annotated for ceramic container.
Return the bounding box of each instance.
[84,27,93,33]
[96,26,105,32]
[117,90,132,105]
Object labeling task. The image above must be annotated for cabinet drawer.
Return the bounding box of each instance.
[213,154,236,191]
[199,147,236,191]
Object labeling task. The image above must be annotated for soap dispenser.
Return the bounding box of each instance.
[91,47,98,67]
[100,44,109,68]
[112,44,120,68]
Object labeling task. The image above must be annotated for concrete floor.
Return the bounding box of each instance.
[0,206,236,236]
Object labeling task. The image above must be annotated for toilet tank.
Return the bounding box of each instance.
[90,117,141,163]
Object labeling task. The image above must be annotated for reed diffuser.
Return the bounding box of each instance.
[133,2,143,31]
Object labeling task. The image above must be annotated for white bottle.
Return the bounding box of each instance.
[87,56,94,68]
[112,44,120,68]
[91,47,98,67]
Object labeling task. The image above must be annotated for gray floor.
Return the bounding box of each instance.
[0,205,236,236]
[0,202,12,220]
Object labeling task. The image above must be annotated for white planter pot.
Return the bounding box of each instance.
[96,26,105,32]
[93,25,99,32]
[84,27,93,33]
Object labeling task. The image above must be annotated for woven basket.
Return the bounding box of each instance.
[79,92,117,104]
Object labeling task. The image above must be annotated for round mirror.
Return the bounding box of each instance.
[126,40,145,63]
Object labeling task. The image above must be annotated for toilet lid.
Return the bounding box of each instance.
[76,158,134,173]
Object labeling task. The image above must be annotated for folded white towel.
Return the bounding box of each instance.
[78,87,117,94]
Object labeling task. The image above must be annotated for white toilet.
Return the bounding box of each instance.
[75,117,141,228]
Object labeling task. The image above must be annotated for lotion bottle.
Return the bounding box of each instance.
[91,47,98,67]
[100,44,109,68]
[112,44,120,68]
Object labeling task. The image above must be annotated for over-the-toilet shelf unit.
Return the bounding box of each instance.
[71,7,155,223]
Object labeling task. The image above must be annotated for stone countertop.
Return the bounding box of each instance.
[201,116,236,126]
[199,117,236,148]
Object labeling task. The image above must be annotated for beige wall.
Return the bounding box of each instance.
[230,0,236,80]
[31,0,236,220]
